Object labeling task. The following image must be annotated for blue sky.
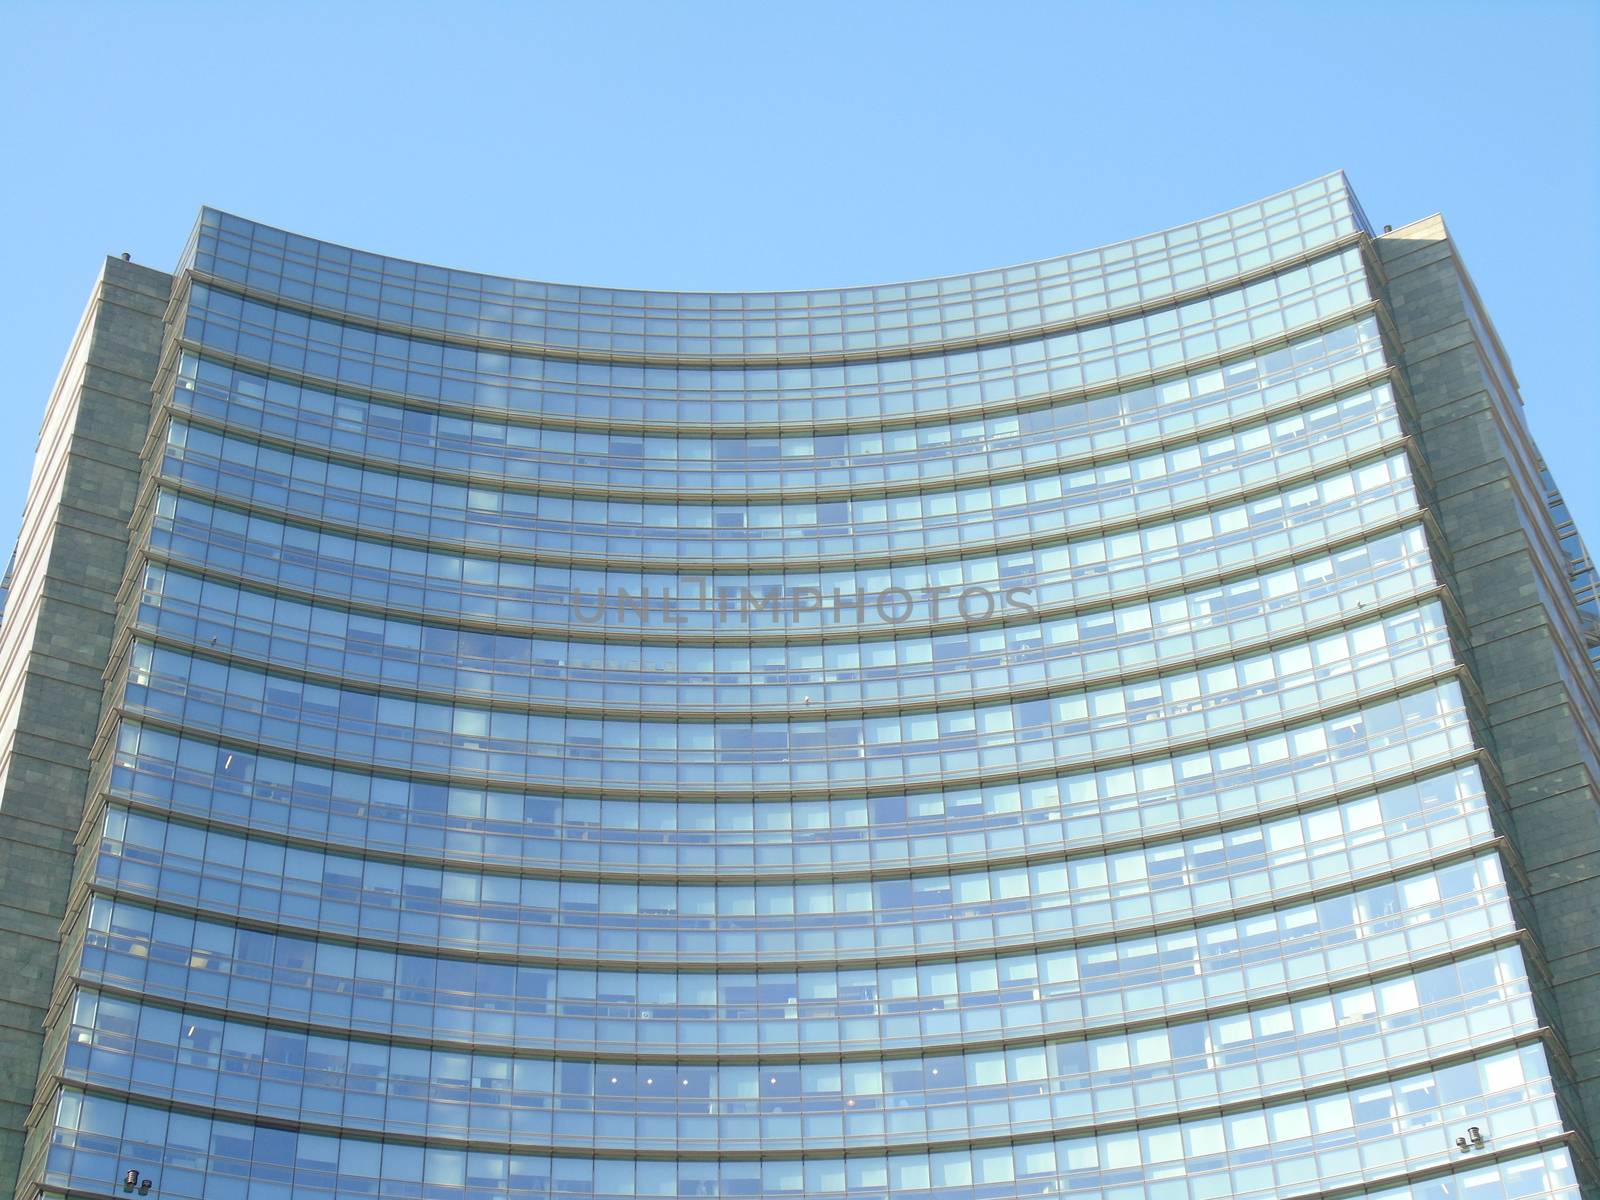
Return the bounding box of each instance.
[2,0,1595,556]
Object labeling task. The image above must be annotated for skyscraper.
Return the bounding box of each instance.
[2,174,1598,1199]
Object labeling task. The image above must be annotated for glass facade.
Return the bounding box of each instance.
[10,174,1599,1199]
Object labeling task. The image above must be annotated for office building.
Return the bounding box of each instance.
[2,175,1598,1198]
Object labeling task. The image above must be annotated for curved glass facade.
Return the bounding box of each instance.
[12,175,1598,1200]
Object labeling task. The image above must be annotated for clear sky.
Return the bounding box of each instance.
[1,0,1595,558]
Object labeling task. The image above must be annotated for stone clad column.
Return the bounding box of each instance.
[1378,215,1600,1148]
[0,256,167,1195]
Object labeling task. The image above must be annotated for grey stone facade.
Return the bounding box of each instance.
[1378,216,1600,1154]
[0,257,167,1196]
